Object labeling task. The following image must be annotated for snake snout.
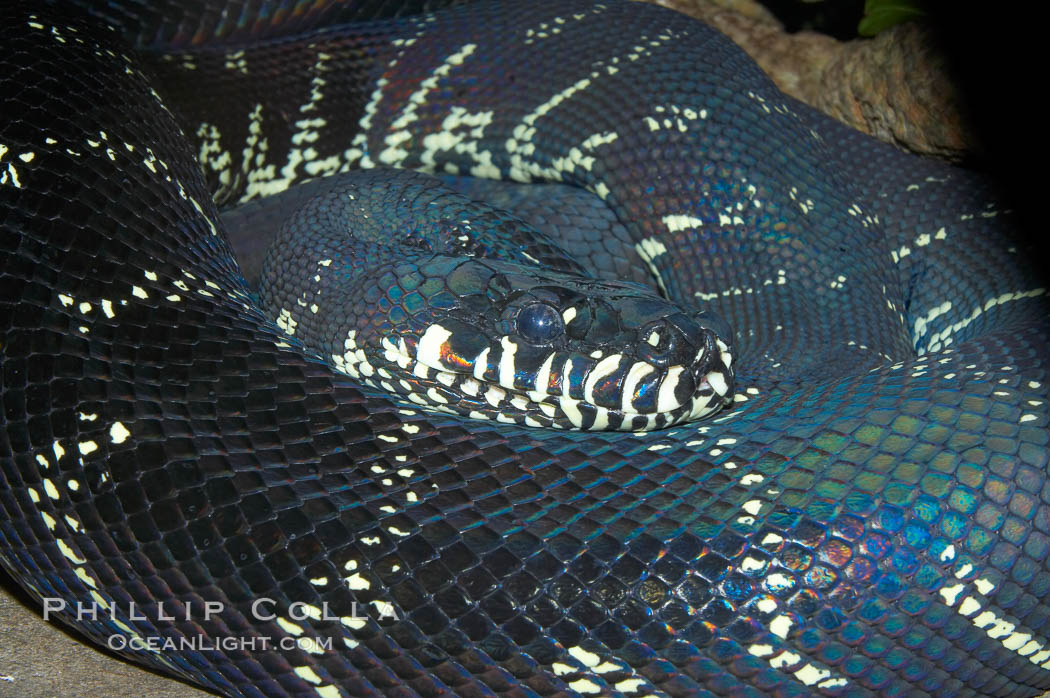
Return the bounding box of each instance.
[690,329,724,386]
[693,323,735,406]
[691,309,733,345]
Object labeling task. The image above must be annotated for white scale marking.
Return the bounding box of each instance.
[484,385,505,407]
[560,359,583,427]
[583,354,622,407]
[529,352,556,402]
[655,366,685,412]
[473,347,490,380]
[919,288,1045,353]
[110,422,130,444]
[707,372,729,396]
[621,362,654,414]
[498,336,518,389]
[416,324,451,369]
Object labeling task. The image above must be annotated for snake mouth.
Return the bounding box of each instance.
[331,324,734,431]
[686,336,734,417]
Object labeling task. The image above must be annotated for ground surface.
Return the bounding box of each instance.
[0,570,211,697]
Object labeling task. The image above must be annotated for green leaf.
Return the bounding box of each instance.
[858,0,926,36]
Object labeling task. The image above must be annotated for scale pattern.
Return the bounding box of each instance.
[2,1,1050,697]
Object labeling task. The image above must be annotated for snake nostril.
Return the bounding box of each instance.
[638,319,694,367]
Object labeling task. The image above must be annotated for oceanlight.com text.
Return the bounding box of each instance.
[106,633,333,653]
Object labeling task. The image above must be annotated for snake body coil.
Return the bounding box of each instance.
[2,1,1049,697]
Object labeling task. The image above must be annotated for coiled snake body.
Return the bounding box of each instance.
[1,1,1049,696]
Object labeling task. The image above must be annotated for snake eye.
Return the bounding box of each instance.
[515,303,563,344]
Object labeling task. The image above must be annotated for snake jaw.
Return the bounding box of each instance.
[253,168,738,430]
[683,335,735,421]
[336,317,735,431]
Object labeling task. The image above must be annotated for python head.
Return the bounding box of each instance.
[255,169,734,431]
[322,255,734,431]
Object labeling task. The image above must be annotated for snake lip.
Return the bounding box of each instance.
[680,329,735,423]
[695,329,732,392]
[353,332,735,431]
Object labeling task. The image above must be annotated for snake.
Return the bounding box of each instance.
[1,0,1048,696]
